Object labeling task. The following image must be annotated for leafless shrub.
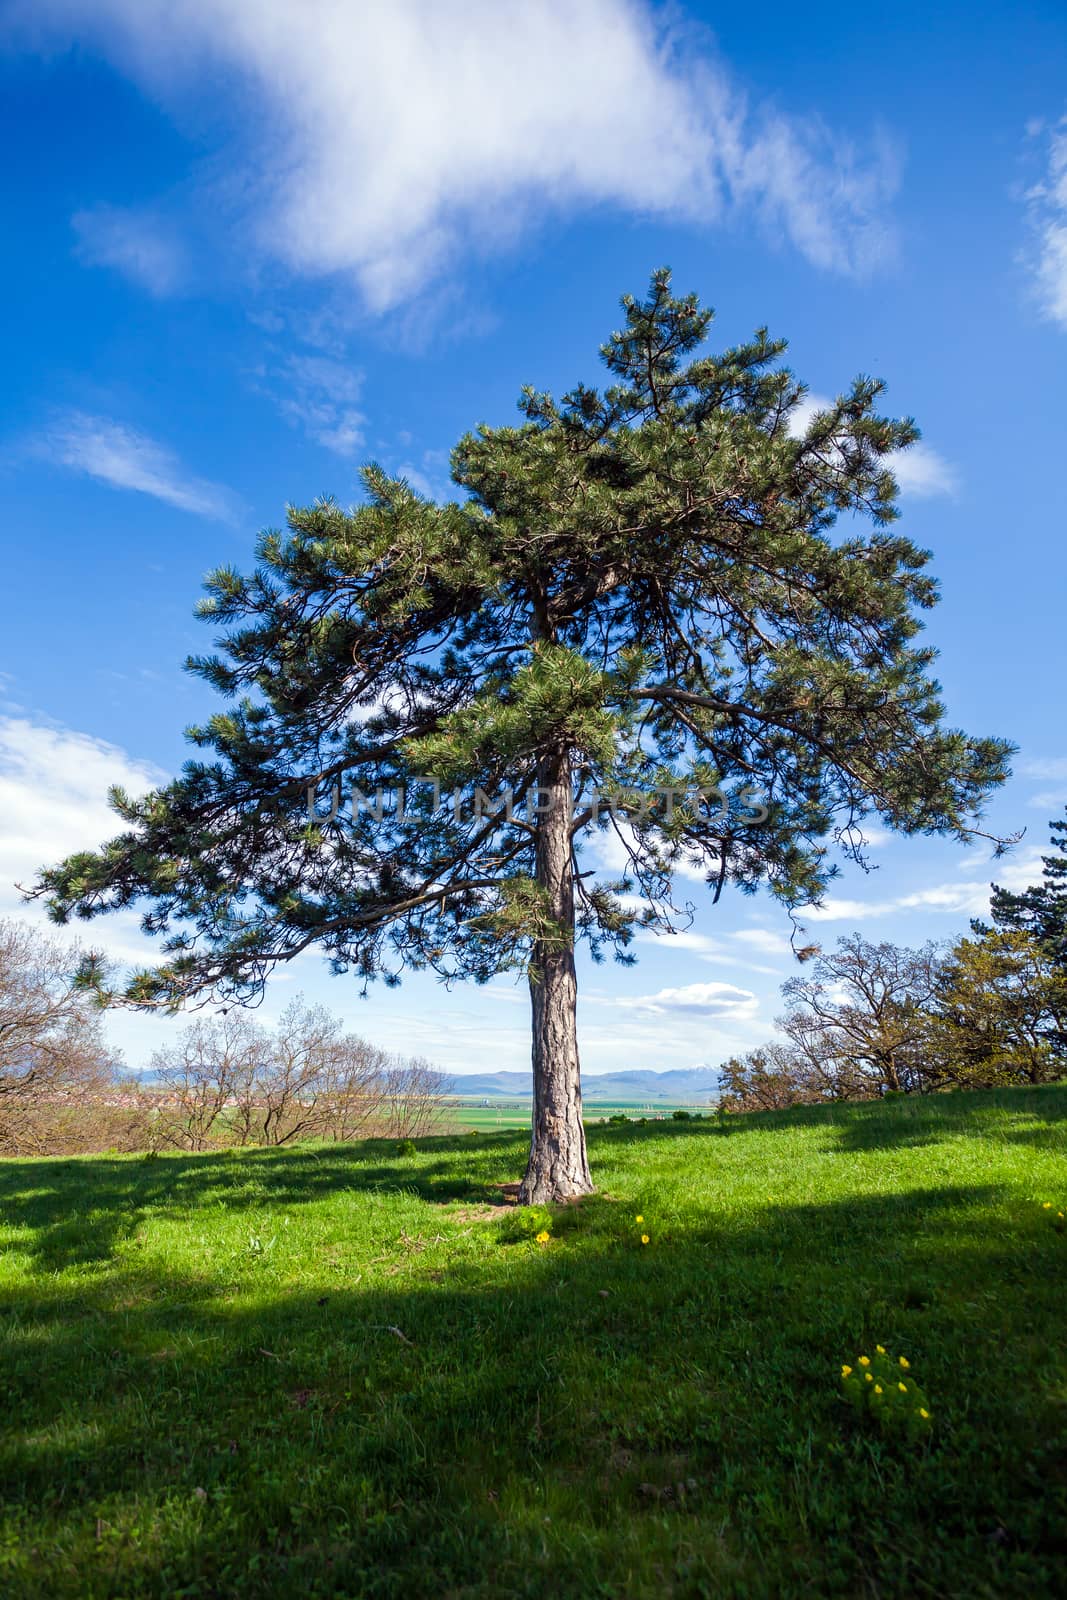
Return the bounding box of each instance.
[718,1042,826,1113]
[377,1053,454,1138]
[150,1011,266,1150]
[149,996,453,1150]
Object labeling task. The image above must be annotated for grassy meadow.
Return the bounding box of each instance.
[451,1098,713,1131]
[0,1087,1065,1598]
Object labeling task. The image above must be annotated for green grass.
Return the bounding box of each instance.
[1,1088,1065,1599]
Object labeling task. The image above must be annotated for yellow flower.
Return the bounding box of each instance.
[874,1384,883,1395]
[899,1357,910,1369]
[918,1408,930,1420]
[841,1365,853,1378]
[876,1345,886,1355]
[1043,1201,1052,1209]
[898,1382,908,1393]
[865,1372,873,1383]
[635,1215,644,1224]
[535,1230,550,1244]
[858,1356,870,1367]
[641,1234,650,1245]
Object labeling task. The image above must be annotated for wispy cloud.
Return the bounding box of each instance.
[72,205,186,296]
[252,354,365,457]
[801,846,1048,924]
[38,413,238,520]
[1023,116,1067,329]
[1027,791,1067,812]
[11,0,900,309]
[1019,756,1067,780]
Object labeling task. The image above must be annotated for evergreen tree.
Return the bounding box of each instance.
[982,808,1067,970]
[924,930,1067,1085]
[31,272,1011,1200]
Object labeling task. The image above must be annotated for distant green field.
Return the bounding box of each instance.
[0,1086,1064,1598]
[451,1097,716,1130]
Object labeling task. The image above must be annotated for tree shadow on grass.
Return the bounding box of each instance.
[0,1178,1063,1599]
[702,1085,1067,1157]
[0,1132,535,1272]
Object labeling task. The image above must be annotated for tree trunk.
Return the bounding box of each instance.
[518,748,594,1204]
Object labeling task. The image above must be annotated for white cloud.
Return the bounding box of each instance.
[72,205,185,295]
[733,927,793,956]
[1019,756,1067,780]
[10,0,899,309]
[1028,790,1067,812]
[800,846,1049,924]
[636,928,721,956]
[889,441,958,497]
[0,716,162,900]
[1024,117,1067,329]
[790,394,957,498]
[37,412,238,520]
[0,714,163,947]
[616,979,759,1020]
[0,715,245,1068]
[802,885,985,922]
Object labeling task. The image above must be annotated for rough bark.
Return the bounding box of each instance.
[518,749,594,1204]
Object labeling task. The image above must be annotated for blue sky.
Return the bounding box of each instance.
[1,0,1066,1079]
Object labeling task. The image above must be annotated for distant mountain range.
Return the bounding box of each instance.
[451,1067,722,1102]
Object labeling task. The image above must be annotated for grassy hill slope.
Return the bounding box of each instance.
[1,1088,1065,1598]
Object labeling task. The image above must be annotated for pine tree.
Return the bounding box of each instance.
[31,272,1012,1200]
[978,807,1067,1054]
[983,808,1067,968]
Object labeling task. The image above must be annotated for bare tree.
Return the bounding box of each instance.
[319,1035,391,1142]
[0,919,123,1154]
[255,1000,337,1145]
[379,1054,454,1138]
[777,934,944,1099]
[150,1011,266,1150]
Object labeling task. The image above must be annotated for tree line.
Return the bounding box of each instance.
[720,813,1067,1110]
[0,919,451,1157]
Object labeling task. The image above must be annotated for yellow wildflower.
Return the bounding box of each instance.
[874,1384,883,1395]
[918,1408,930,1419]
[535,1230,550,1245]
[858,1356,870,1367]
[899,1357,910,1369]
[865,1372,873,1383]
[841,1365,852,1378]
[898,1382,908,1393]
[1043,1201,1052,1209]
[635,1215,644,1224]
[641,1234,650,1245]
[876,1345,886,1355]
